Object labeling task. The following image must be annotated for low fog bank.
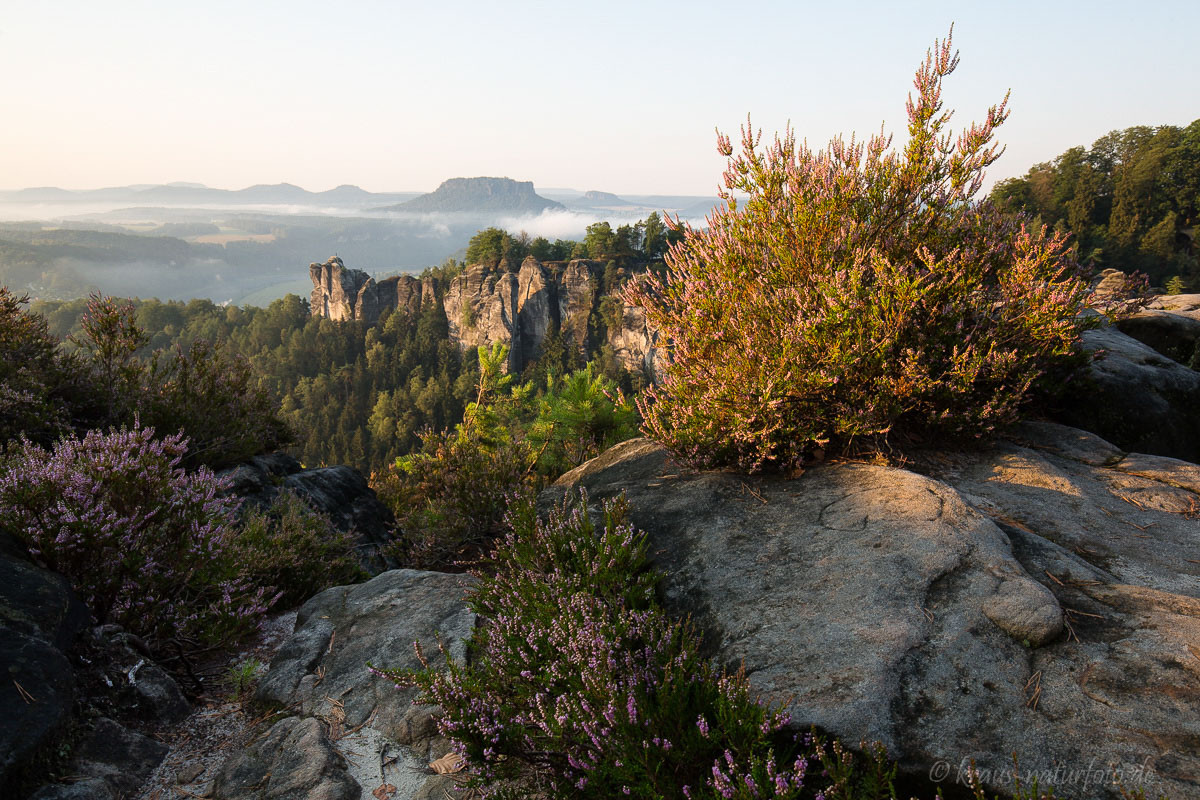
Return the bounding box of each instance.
[0,194,721,306]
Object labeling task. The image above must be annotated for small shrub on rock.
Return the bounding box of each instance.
[374,426,530,568]
[374,492,905,799]
[626,31,1101,472]
[0,424,273,649]
[230,490,364,607]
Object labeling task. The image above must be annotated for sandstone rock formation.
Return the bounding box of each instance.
[215,569,476,800]
[311,256,657,376]
[1118,293,1200,367]
[308,258,434,327]
[309,257,369,322]
[443,264,521,371]
[516,255,556,367]
[544,428,1200,800]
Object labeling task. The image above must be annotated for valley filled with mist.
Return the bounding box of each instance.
[0,178,720,304]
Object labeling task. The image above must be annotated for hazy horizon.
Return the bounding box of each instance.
[3,1,1198,197]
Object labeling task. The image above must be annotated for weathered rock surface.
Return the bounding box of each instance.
[70,718,170,796]
[86,625,191,724]
[311,256,658,376]
[558,258,595,355]
[516,255,556,366]
[607,302,659,378]
[214,569,476,800]
[1117,308,1200,366]
[1054,326,1200,464]
[1116,294,1200,368]
[545,431,1199,800]
[308,258,436,327]
[444,264,522,371]
[310,257,371,322]
[0,532,89,797]
[219,453,397,574]
[28,779,114,800]
[214,716,359,800]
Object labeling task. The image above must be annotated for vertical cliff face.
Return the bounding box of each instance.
[557,260,596,357]
[607,303,659,379]
[309,256,657,376]
[309,257,370,322]
[443,265,522,371]
[516,256,558,367]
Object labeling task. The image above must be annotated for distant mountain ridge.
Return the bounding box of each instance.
[0,183,421,207]
[388,177,565,214]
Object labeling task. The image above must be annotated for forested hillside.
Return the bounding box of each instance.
[31,219,667,475]
[990,119,1199,288]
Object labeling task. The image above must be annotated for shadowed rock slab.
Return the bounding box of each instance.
[0,532,88,796]
[70,717,169,796]
[1055,326,1200,464]
[220,454,396,574]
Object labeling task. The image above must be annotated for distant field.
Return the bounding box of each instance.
[236,277,313,308]
[190,232,276,245]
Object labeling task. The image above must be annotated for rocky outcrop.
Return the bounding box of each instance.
[443,264,522,371]
[557,259,595,356]
[1117,293,1200,367]
[607,302,659,378]
[1054,325,1200,463]
[219,453,397,575]
[214,569,476,800]
[544,429,1200,800]
[309,257,370,322]
[3,530,187,800]
[309,258,435,328]
[311,256,658,377]
[213,717,359,800]
[516,256,557,366]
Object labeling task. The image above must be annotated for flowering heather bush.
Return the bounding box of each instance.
[625,32,1101,471]
[229,490,365,607]
[0,424,272,648]
[374,492,909,799]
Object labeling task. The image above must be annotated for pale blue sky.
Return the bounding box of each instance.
[1,0,1196,195]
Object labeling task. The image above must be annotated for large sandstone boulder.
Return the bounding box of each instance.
[1054,326,1200,463]
[215,569,476,800]
[544,432,1199,800]
[1117,295,1200,367]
